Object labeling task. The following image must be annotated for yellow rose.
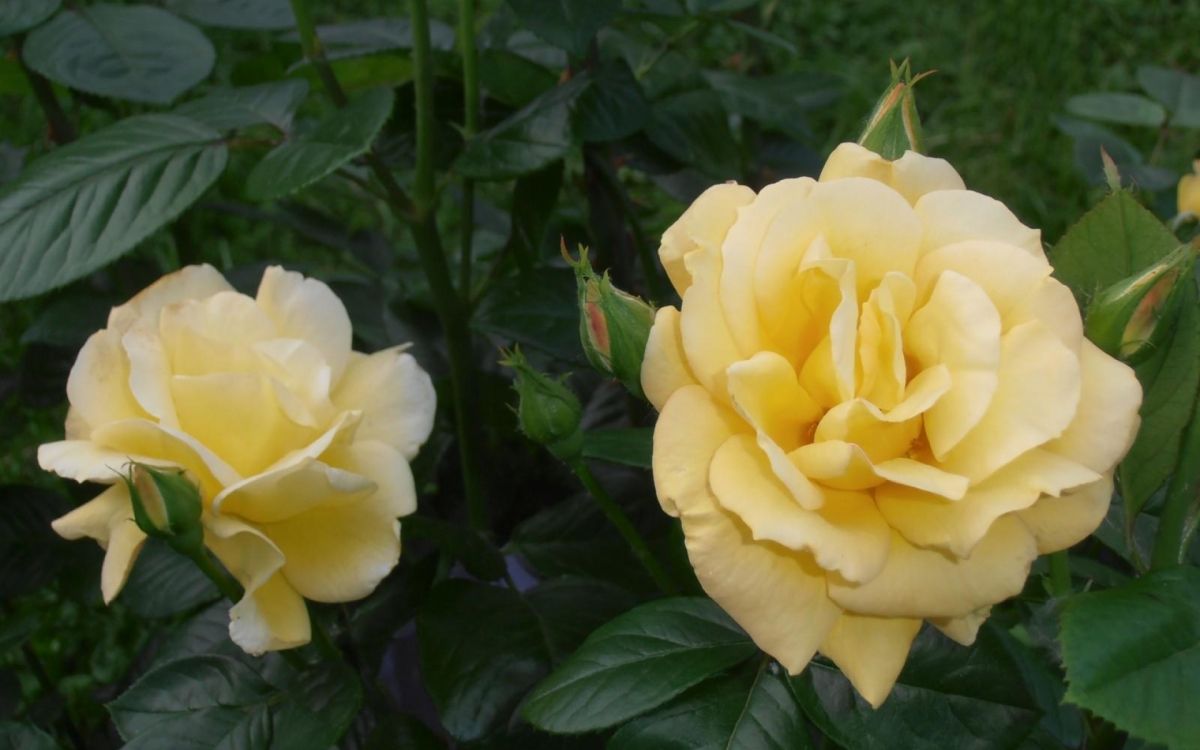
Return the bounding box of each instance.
[643,143,1143,706]
[1177,159,1200,218]
[40,265,435,654]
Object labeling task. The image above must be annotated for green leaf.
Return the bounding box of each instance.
[417,578,634,742]
[173,80,309,133]
[0,722,60,750]
[703,70,839,137]
[1138,65,1200,129]
[793,625,1040,750]
[457,79,585,181]
[1060,566,1200,749]
[1050,189,1180,306]
[20,293,111,348]
[573,61,648,142]
[0,485,71,598]
[164,0,294,30]
[109,655,362,749]
[245,87,393,201]
[402,515,507,581]
[150,601,240,668]
[581,428,652,468]
[473,266,581,362]
[479,49,559,108]
[501,160,564,267]
[645,90,741,179]
[0,114,227,302]
[505,0,620,59]
[281,18,455,60]
[362,715,444,750]
[24,4,215,105]
[609,661,812,750]
[119,537,219,618]
[0,0,60,37]
[1053,116,1175,191]
[1065,92,1167,127]
[522,597,757,733]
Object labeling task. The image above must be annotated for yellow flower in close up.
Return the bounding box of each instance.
[40,265,436,654]
[643,143,1143,706]
[1177,159,1200,218]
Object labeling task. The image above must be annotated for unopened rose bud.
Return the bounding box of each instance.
[567,244,655,399]
[501,348,583,461]
[124,464,204,555]
[858,59,931,159]
[1085,243,1197,364]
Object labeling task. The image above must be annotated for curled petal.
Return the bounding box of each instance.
[653,386,744,517]
[66,329,146,436]
[914,190,1044,258]
[641,307,698,411]
[659,183,755,296]
[107,264,232,332]
[51,484,146,604]
[332,348,435,460]
[256,266,353,380]
[819,614,922,708]
[1018,474,1115,554]
[1047,340,1142,474]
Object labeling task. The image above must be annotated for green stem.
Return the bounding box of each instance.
[568,458,677,595]
[411,0,436,213]
[16,37,76,144]
[1047,550,1071,597]
[308,604,340,660]
[456,0,480,296]
[186,547,244,603]
[287,0,347,107]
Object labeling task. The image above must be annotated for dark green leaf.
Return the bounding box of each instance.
[245,87,393,201]
[20,293,111,348]
[0,0,60,37]
[362,715,444,750]
[0,115,227,301]
[1121,286,1200,521]
[164,0,294,30]
[458,79,585,180]
[525,577,637,663]
[1054,116,1175,191]
[402,515,507,581]
[109,655,361,749]
[581,428,652,468]
[24,4,215,104]
[1065,92,1166,127]
[282,18,455,60]
[645,90,741,179]
[609,661,812,750]
[151,601,240,668]
[0,722,60,750]
[725,19,798,54]
[173,80,309,133]
[479,49,559,108]
[502,160,564,267]
[793,625,1040,750]
[474,266,581,362]
[1060,566,1200,749]
[573,62,648,142]
[0,611,38,654]
[703,70,839,137]
[505,0,619,59]
[992,624,1085,748]
[120,538,220,618]
[1138,65,1200,129]
[0,485,71,598]
[523,597,756,733]
[1050,189,1179,306]
[687,0,758,12]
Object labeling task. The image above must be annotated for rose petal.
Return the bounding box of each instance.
[659,182,755,296]
[653,385,744,517]
[1017,474,1114,554]
[1046,340,1142,473]
[256,266,353,380]
[228,573,310,655]
[809,177,922,293]
[914,190,1044,258]
[726,351,822,450]
[107,264,233,333]
[679,249,744,397]
[66,329,147,436]
[931,607,990,646]
[641,306,698,411]
[332,348,435,460]
[819,614,922,708]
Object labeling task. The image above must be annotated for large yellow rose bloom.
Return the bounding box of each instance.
[40,265,435,654]
[643,143,1143,706]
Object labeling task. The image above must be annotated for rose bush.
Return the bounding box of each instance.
[643,142,1143,706]
[40,264,435,654]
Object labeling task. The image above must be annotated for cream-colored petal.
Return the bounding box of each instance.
[652,385,744,517]
[323,440,418,518]
[827,515,1037,618]
[90,419,239,492]
[51,483,128,541]
[726,351,821,450]
[205,513,284,593]
[107,264,233,333]
[889,150,966,204]
[331,348,435,460]
[641,306,698,411]
[267,493,401,603]
[819,614,922,708]
[101,519,147,604]
[791,440,880,491]
[857,274,914,410]
[873,458,968,500]
[753,190,823,355]
[798,257,858,406]
[819,142,891,184]
[228,572,311,655]
[720,178,814,352]
[159,292,276,376]
[121,324,178,427]
[878,449,1099,557]
[256,266,353,380]
[914,240,1051,319]
[813,400,920,463]
[39,440,133,485]
[1046,340,1142,473]
[941,321,1081,482]
[214,458,374,523]
[1017,474,1114,554]
[809,178,922,293]
[710,435,891,583]
[1008,277,1084,351]
[679,249,743,397]
[66,329,147,435]
[659,183,756,296]
[680,491,841,673]
[254,338,335,425]
[931,607,990,646]
[906,270,1002,458]
[914,190,1044,258]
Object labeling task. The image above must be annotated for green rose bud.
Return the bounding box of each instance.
[123,463,204,556]
[567,243,655,399]
[858,59,931,159]
[501,347,583,461]
[1085,243,1197,364]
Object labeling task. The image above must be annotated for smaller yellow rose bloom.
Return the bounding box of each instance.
[41,265,436,654]
[1177,159,1200,218]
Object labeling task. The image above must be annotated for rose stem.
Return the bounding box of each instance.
[567,457,679,595]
